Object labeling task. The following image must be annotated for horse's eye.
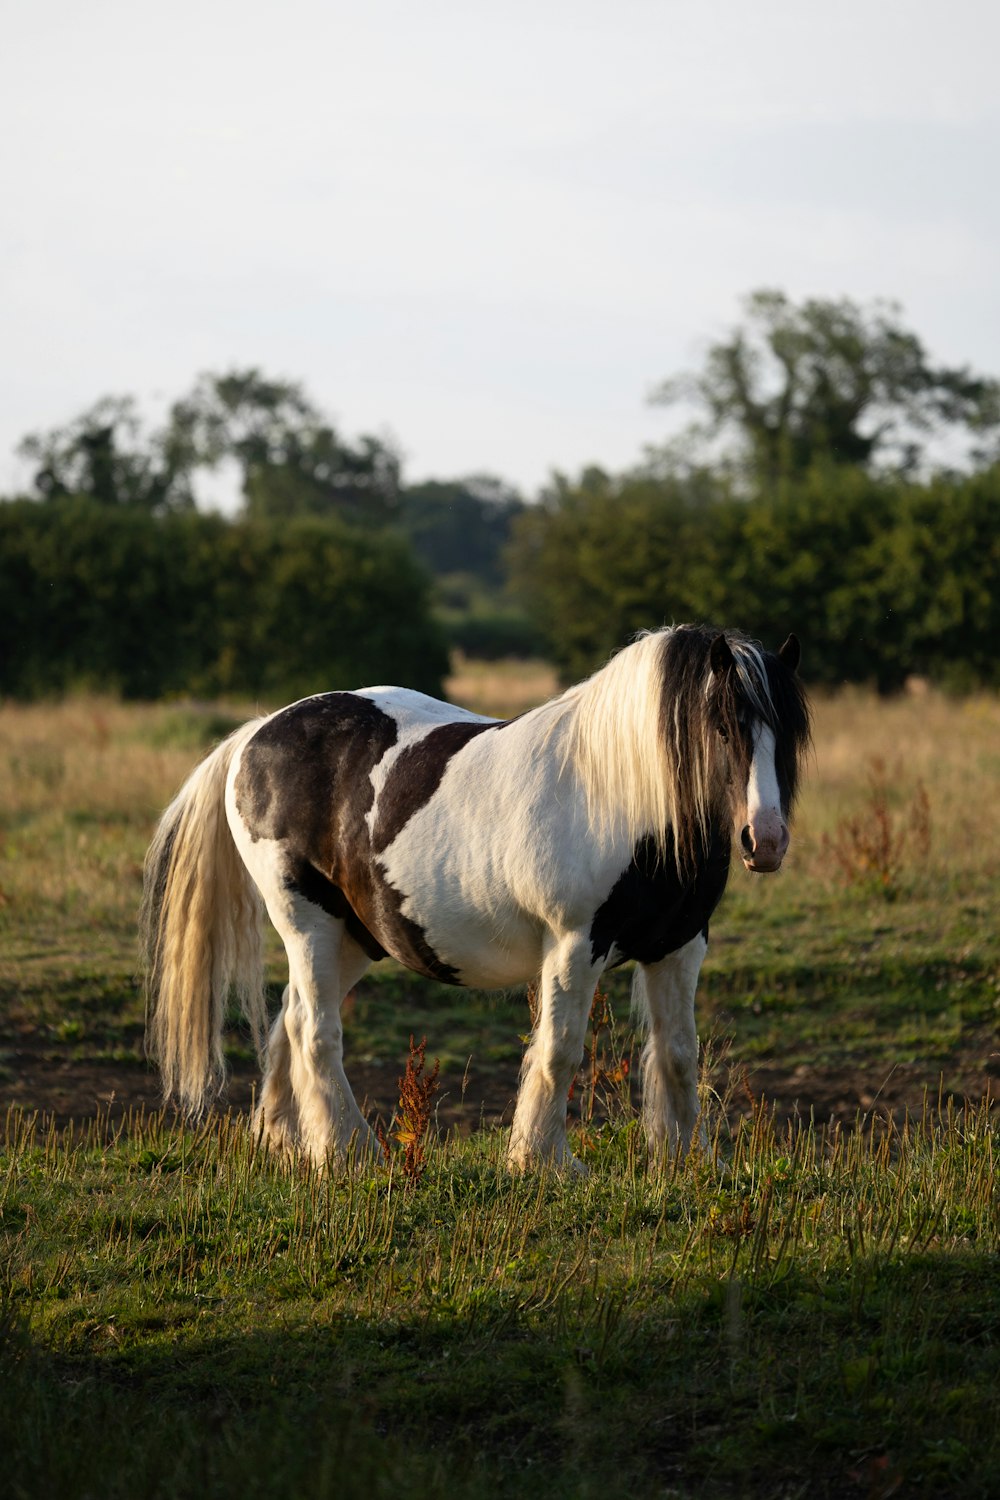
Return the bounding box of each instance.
[718,726,729,743]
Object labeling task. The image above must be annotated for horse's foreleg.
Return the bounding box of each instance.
[634,932,708,1159]
[508,935,599,1174]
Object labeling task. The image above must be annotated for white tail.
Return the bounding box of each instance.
[140,720,267,1113]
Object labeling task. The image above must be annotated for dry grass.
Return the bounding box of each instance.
[0,697,188,821]
[445,654,559,718]
[820,759,932,897]
[390,1033,441,1184]
[2,682,998,929]
[0,697,256,973]
[796,687,1000,886]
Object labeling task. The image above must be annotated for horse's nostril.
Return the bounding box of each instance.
[741,825,754,856]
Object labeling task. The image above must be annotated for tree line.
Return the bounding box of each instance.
[0,501,449,701]
[2,369,534,698]
[3,290,999,698]
[511,290,1000,691]
[510,462,1000,693]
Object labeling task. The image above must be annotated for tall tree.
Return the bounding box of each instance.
[398,474,524,583]
[18,397,195,513]
[651,290,1000,484]
[167,369,401,523]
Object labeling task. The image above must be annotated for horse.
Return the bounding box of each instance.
[140,623,811,1172]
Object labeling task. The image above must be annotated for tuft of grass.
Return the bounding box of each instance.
[574,985,634,1131]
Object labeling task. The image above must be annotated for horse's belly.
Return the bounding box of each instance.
[376,825,543,987]
[397,899,542,990]
[370,737,608,989]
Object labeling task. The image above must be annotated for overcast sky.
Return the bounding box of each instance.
[2,0,998,504]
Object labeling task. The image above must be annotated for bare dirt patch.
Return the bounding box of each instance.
[3,1041,995,1140]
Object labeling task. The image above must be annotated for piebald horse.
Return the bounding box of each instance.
[141,624,810,1171]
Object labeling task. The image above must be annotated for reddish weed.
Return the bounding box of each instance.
[387,1034,440,1185]
[822,758,931,898]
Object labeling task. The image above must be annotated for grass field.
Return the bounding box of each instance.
[1,668,999,1497]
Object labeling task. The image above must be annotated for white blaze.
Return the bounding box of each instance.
[745,722,788,867]
[747,724,781,827]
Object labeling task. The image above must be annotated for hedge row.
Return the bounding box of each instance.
[509,464,1000,692]
[0,501,449,701]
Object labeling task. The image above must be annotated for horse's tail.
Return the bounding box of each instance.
[140,718,268,1114]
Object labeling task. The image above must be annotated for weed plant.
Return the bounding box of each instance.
[821,757,932,898]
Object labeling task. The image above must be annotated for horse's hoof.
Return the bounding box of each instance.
[348,1125,386,1170]
[505,1146,589,1177]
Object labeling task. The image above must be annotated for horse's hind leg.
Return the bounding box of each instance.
[508,934,600,1174]
[256,891,375,1165]
[254,985,299,1152]
[633,932,708,1158]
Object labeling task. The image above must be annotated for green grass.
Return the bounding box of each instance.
[3,1101,998,1498]
[698,875,1000,1076]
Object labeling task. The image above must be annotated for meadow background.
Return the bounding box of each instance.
[1,668,998,1132]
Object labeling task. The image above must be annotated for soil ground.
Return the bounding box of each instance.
[3,1039,995,1139]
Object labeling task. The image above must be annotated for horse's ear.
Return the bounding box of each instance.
[710,634,735,675]
[778,634,801,673]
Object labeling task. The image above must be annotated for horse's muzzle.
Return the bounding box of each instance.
[740,821,789,873]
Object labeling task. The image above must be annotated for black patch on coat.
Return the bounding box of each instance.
[372,719,498,854]
[588,828,732,969]
[233,694,496,983]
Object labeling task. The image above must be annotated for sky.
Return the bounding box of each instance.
[2,0,999,506]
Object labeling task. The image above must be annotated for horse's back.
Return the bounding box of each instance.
[355,685,497,734]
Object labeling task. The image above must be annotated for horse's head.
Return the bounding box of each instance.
[708,632,810,874]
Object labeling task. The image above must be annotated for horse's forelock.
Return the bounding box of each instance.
[761,646,812,809]
[727,639,776,722]
[655,627,726,868]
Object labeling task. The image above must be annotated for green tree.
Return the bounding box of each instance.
[18,398,196,513]
[509,467,727,681]
[0,500,219,696]
[398,475,524,583]
[0,501,448,701]
[508,460,1000,693]
[651,290,1000,485]
[210,517,448,701]
[168,369,401,523]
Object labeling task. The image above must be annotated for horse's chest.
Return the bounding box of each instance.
[588,833,731,968]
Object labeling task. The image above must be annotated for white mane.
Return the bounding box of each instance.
[529,630,687,862]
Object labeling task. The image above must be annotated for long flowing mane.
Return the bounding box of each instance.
[550,624,809,872]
